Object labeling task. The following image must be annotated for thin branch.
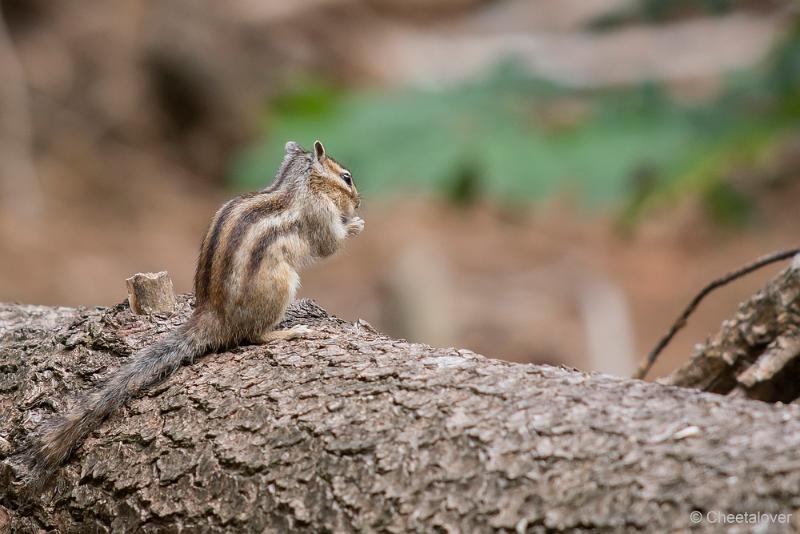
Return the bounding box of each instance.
[634,247,800,380]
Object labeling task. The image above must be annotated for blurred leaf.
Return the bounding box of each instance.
[233,69,711,207]
[271,80,342,118]
[231,24,800,228]
[703,182,752,227]
[589,0,735,30]
[446,161,483,207]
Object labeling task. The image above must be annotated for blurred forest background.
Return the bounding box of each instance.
[0,0,798,378]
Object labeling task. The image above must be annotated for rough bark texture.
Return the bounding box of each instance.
[660,259,800,403]
[1,297,800,533]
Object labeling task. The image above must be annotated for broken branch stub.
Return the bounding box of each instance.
[125,271,177,315]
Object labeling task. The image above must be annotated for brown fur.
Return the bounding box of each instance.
[22,140,363,487]
[207,192,291,313]
[246,220,302,278]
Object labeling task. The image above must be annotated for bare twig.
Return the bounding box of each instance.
[634,248,800,380]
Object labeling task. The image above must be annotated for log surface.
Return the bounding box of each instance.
[1,297,800,532]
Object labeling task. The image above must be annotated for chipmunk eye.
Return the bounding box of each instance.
[340,172,352,186]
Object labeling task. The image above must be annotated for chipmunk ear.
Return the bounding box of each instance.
[313,140,326,162]
[285,141,302,155]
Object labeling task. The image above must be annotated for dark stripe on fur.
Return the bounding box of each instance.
[195,195,247,304]
[246,221,301,278]
[211,193,290,309]
[263,164,290,194]
[262,151,311,194]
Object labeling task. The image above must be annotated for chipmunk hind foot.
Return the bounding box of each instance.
[258,324,317,344]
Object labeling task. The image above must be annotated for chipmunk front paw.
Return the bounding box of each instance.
[346,216,365,237]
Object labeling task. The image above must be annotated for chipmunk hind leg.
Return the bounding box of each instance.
[259,324,315,343]
[238,259,312,344]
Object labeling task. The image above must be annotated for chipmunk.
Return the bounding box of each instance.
[24,140,363,485]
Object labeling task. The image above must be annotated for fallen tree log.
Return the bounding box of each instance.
[660,256,800,402]
[1,296,800,532]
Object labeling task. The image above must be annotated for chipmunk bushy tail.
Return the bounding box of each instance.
[25,321,207,486]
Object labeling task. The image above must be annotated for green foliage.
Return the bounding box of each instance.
[703,182,752,227]
[589,0,734,30]
[231,21,800,225]
[233,70,702,204]
[638,0,732,18]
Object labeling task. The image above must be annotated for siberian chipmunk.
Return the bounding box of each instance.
[25,140,364,484]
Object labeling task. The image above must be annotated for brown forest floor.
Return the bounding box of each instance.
[1,173,797,380]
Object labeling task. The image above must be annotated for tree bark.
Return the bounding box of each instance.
[1,296,800,533]
[660,259,800,403]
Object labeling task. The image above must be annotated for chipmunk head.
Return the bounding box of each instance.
[288,140,360,214]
